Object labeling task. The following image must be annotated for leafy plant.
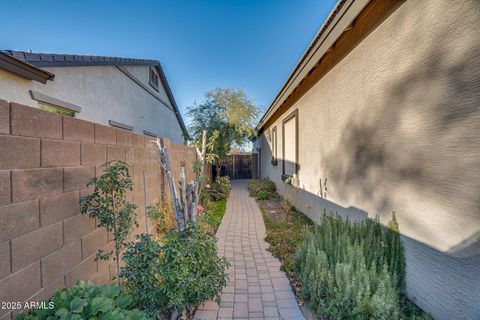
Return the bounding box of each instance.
[210,176,231,201]
[256,190,271,200]
[120,234,165,319]
[248,178,276,197]
[81,160,138,285]
[121,222,229,319]
[14,281,151,320]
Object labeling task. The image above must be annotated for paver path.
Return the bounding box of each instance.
[194,180,305,320]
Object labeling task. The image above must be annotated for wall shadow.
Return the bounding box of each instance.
[323,22,480,258]
[277,184,480,320]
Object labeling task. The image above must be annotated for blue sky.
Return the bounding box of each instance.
[1,0,337,122]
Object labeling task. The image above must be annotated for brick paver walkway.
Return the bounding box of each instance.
[194,180,304,320]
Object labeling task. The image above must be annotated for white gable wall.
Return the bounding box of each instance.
[0,65,184,144]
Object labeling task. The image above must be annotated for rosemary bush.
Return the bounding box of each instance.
[294,214,412,320]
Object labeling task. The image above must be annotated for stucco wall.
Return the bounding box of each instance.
[258,0,480,319]
[0,65,184,144]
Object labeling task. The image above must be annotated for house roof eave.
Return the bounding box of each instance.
[256,0,371,131]
[0,51,54,83]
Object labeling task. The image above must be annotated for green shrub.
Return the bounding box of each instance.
[119,234,164,319]
[210,176,231,201]
[248,178,276,197]
[14,281,151,320]
[256,190,271,200]
[293,214,427,320]
[121,222,229,318]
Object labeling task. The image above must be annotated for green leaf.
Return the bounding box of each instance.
[100,284,120,299]
[91,296,114,314]
[114,294,134,309]
[128,309,149,320]
[69,296,88,314]
[54,308,69,319]
[68,314,83,320]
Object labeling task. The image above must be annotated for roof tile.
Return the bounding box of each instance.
[40,54,53,62]
[24,52,41,61]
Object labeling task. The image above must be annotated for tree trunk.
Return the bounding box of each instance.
[156,139,186,232]
[179,165,189,224]
[112,186,121,288]
[187,182,196,222]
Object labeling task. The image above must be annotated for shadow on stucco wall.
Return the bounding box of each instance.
[279,184,480,320]
[323,25,480,258]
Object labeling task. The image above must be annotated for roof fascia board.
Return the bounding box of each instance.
[257,0,370,130]
[155,63,188,137]
[0,52,54,83]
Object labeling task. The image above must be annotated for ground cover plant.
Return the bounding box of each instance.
[198,199,227,232]
[248,178,276,197]
[256,189,271,200]
[248,179,313,277]
[14,281,151,320]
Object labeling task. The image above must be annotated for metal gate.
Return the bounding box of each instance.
[212,153,257,180]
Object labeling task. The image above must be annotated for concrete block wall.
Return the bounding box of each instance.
[0,100,197,319]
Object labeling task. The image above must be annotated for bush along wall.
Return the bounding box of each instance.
[13,281,152,320]
[294,214,430,320]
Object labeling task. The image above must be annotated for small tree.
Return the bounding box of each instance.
[81,160,138,286]
[187,88,259,163]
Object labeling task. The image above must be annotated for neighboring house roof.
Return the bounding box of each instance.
[0,51,54,83]
[256,0,371,131]
[2,50,188,136]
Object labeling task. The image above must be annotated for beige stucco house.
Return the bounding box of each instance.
[0,50,187,144]
[254,0,480,319]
